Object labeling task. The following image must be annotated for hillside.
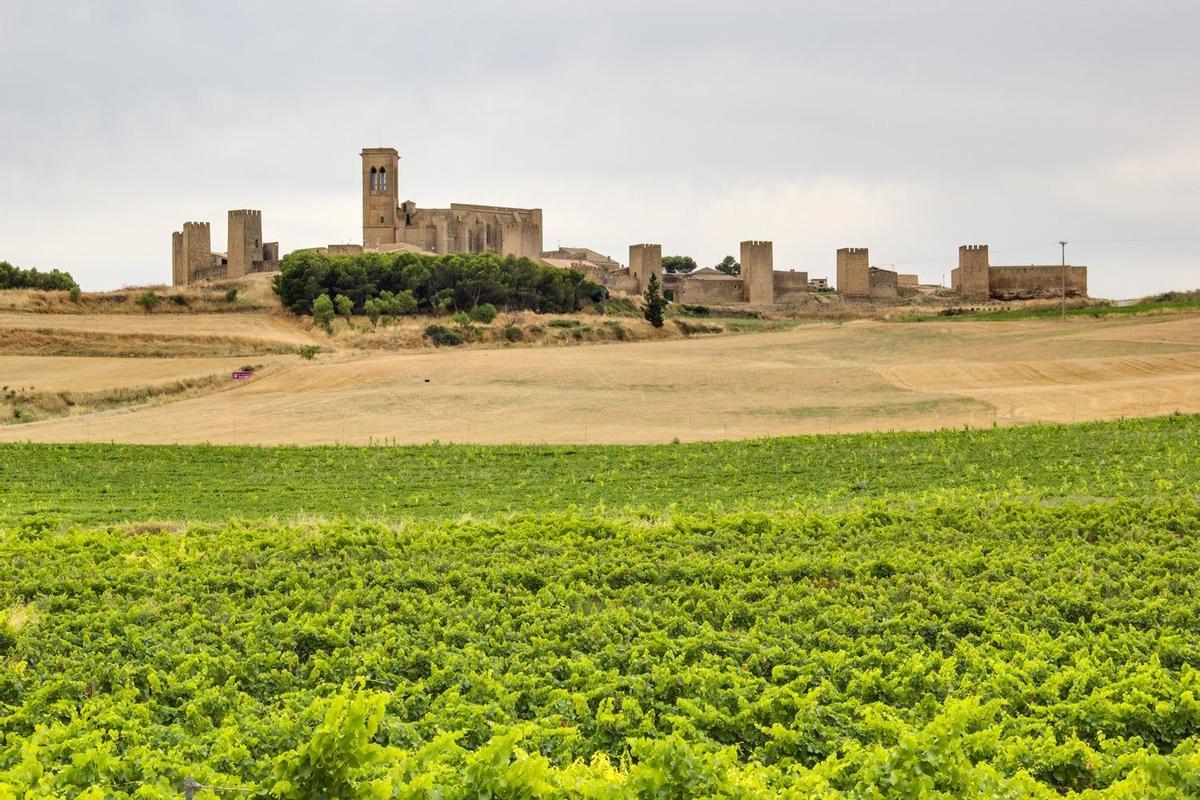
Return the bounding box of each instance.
[1,304,1199,442]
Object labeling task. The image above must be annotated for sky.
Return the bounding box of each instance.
[1,0,1197,297]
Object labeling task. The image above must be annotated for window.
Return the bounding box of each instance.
[379,167,387,191]
[369,167,378,192]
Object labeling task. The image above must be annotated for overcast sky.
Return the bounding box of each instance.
[2,1,1198,296]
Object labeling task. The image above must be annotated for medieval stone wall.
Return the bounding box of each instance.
[676,276,744,305]
[836,248,870,298]
[868,267,898,300]
[955,245,991,301]
[772,270,810,304]
[629,243,663,292]
[171,232,185,287]
[741,240,773,304]
[180,222,212,285]
[989,266,1087,299]
[227,210,263,279]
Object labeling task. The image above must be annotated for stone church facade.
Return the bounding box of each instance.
[361,148,543,259]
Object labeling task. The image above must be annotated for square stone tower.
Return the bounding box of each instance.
[956,245,990,301]
[170,221,212,286]
[836,247,870,298]
[629,243,663,292]
[741,240,774,305]
[227,210,264,279]
[362,148,399,249]
[171,232,185,286]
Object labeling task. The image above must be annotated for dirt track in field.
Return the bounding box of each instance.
[2,312,1198,444]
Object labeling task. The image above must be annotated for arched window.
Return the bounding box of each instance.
[379,167,387,191]
[369,167,378,192]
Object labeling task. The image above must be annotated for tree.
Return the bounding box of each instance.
[662,255,698,274]
[715,255,740,276]
[364,297,382,329]
[643,273,667,328]
[136,291,160,313]
[334,293,353,323]
[0,261,79,291]
[312,294,335,333]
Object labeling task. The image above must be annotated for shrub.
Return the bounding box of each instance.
[424,324,463,347]
[676,320,723,336]
[450,311,471,326]
[225,287,238,302]
[169,294,189,306]
[334,294,353,322]
[312,294,335,332]
[296,345,320,360]
[603,321,630,341]
[679,304,711,317]
[469,303,498,324]
[503,325,523,342]
[68,286,82,303]
[364,297,382,329]
[548,318,581,328]
[136,291,161,313]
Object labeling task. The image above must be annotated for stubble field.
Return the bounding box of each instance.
[1,309,1199,444]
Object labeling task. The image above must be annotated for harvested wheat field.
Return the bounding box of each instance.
[2,311,1199,444]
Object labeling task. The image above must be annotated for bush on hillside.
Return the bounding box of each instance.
[424,324,463,347]
[0,261,79,292]
[469,303,498,323]
[273,250,602,317]
[312,294,335,332]
[137,291,161,313]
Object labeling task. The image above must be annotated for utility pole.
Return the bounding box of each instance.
[1059,241,1068,321]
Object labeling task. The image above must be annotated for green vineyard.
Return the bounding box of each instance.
[2,417,1200,797]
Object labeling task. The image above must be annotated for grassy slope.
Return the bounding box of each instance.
[2,414,1197,525]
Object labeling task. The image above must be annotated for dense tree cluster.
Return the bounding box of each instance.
[273,250,603,316]
[0,260,79,291]
[662,255,698,273]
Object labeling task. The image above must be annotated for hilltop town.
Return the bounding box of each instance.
[171,146,1087,306]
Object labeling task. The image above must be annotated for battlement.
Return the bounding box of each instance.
[837,247,868,255]
[229,209,261,218]
[960,244,988,252]
[740,240,774,304]
[182,221,210,230]
[628,243,663,291]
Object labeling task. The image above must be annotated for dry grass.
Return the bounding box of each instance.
[2,373,237,424]
[1,311,1198,444]
[0,273,279,314]
[0,327,298,358]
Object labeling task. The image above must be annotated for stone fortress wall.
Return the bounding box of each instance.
[951,244,1087,301]
[168,145,1087,305]
[171,212,279,286]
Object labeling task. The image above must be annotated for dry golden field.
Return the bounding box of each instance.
[1,303,1199,444]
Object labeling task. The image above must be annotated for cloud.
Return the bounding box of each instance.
[0,0,1198,295]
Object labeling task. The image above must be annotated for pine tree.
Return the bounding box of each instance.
[643,273,666,328]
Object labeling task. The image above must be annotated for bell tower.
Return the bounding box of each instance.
[362,147,399,248]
